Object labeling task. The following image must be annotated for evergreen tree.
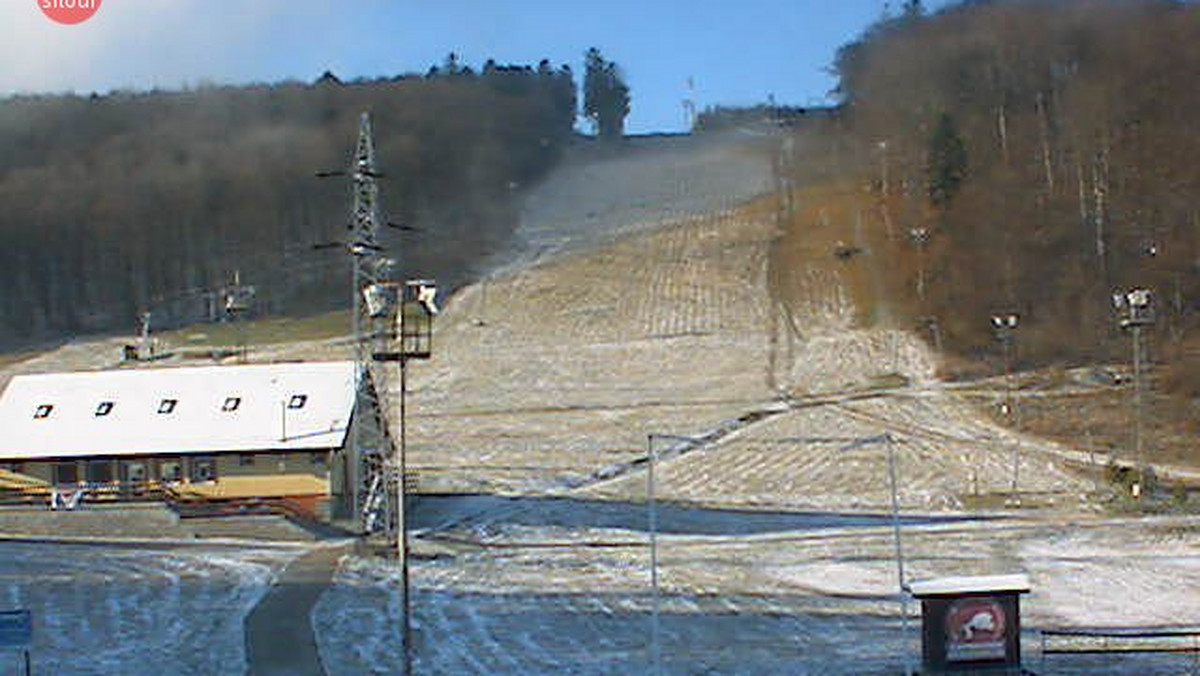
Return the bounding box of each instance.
[927,113,967,207]
[583,47,630,139]
[902,0,925,19]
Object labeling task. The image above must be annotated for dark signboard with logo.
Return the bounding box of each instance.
[910,575,1030,674]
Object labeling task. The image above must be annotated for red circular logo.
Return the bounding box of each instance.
[38,0,102,25]
[946,598,1006,645]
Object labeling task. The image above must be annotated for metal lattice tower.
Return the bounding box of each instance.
[344,112,398,533]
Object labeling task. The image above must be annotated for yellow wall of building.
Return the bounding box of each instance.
[2,451,331,487]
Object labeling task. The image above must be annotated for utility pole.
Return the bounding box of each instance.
[878,140,894,240]
[223,270,255,362]
[884,433,914,676]
[682,76,697,132]
[773,133,796,231]
[139,311,153,360]
[645,433,701,676]
[317,112,393,529]
[918,316,942,355]
[1113,288,1154,498]
[649,434,660,676]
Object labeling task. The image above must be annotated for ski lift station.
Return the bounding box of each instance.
[0,361,369,517]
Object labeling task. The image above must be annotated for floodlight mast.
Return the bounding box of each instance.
[1114,288,1155,495]
[365,279,436,676]
[910,227,931,302]
[990,312,1021,499]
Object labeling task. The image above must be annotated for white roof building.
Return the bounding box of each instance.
[0,361,356,460]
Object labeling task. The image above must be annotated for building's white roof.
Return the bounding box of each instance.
[909,574,1031,598]
[0,361,356,460]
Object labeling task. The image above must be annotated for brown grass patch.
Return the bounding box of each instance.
[766,182,894,327]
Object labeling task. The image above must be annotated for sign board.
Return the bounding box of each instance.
[910,575,1029,674]
[917,593,1021,672]
[944,596,1009,662]
[0,610,31,648]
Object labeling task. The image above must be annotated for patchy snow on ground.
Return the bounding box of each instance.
[0,542,299,675]
[1020,524,1200,628]
[312,514,1200,675]
[316,552,917,676]
[9,129,1200,675]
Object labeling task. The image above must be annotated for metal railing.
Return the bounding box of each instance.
[1041,626,1200,657]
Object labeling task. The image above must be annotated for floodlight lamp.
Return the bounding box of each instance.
[363,283,398,318]
[1128,288,1152,308]
[407,280,439,316]
[991,313,1019,330]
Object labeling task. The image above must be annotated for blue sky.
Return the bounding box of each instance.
[0,0,954,133]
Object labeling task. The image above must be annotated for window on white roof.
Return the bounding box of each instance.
[33,404,53,419]
[95,401,114,417]
[222,397,241,412]
[287,394,308,410]
[158,399,178,415]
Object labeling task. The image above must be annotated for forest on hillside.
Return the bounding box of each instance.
[0,59,576,347]
[831,0,1200,388]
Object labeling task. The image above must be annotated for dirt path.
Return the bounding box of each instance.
[245,541,353,676]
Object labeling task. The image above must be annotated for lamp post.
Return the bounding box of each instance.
[909,227,930,303]
[1113,288,1154,497]
[990,312,1021,498]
